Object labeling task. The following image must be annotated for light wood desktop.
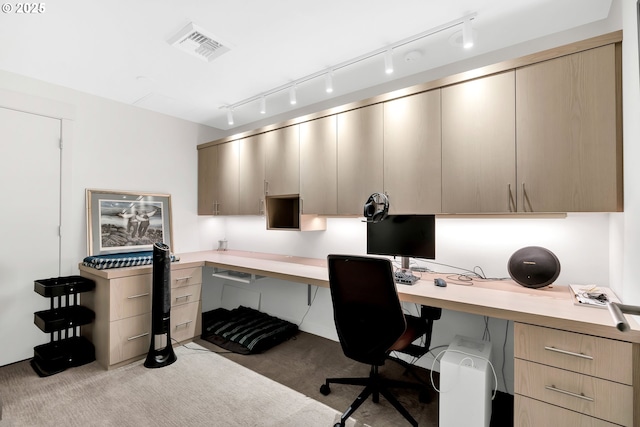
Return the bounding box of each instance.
[81,250,640,426]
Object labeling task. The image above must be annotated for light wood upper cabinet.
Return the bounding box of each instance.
[442,71,516,213]
[197,145,218,215]
[383,90,442,214]
[238,135,265,215]
[264,125,300,196]
[337,104,384,215]
[216,140,240,215]
[300,115,337,215]
[516,44,622,212]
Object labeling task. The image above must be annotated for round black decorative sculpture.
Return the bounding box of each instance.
[508,246,561,289]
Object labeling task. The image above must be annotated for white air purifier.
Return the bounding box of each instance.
[439,335,493,427]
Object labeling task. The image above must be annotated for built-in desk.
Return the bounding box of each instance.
[81,250,640,426]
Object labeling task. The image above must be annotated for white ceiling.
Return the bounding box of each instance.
[0,0,614,132]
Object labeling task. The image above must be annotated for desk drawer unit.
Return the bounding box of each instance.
[515,359,632,426]
[171,301,200,343]
[515,323,632,384]
[171,266,202,289]
[81,264,203,369]
[171,283,201,307]
[110,274,152,320]
[514,322,636,427]
[109,313,151,366]
[515,395,620,427]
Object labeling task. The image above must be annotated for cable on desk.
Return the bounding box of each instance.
[502,320,510,394]
[298,285,319,328]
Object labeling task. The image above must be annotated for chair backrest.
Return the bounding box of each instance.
[327,254,407,366]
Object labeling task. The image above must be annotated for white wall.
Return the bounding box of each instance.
[0,69,225,276]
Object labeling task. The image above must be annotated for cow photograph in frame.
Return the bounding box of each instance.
[86,189,173,256]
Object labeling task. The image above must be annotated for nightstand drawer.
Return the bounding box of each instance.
[171,283,201,307]
[515,323,632,384]
[515,395,620,427]
[171,301,200,343]
[110,275,152,320]
[171,266,202,288]
[515,359,633,426]
[109,313,151,365]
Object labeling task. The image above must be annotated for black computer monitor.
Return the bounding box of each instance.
[366,214,436,270]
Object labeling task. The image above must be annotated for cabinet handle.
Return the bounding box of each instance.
[127,332,149,341]
[264,180,269,196]
[522,183,533,212]
[175,294,192,301]
[175,320,193,328]
[176,276,192,283]
[507,184,515,212]
[544,346,593,360]
[545,385,594,402]
[300,198,304,214]
[127,292,150,299]
[259,198,264,215]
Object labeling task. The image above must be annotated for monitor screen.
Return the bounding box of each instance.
[366,214,436,260]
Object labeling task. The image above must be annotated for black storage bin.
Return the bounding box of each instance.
[31,275,96,377]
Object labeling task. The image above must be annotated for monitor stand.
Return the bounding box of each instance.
[400,256,412,273]
[394,257,419,285]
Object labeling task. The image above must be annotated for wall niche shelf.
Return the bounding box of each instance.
[265,194,326,231]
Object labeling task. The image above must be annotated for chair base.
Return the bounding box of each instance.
[320,365,425,427]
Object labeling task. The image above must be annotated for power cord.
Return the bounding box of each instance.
[298,285,320,328]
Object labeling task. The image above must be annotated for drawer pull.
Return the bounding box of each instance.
[175,294,192,301]
[127,292,150,299]
[544,346,593,360]
[545,385,594,402]
[175,320,193,328]
[127,332,149,341]
[175,276,192,283]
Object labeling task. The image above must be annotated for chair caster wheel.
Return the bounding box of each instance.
[334,423,344,427]
[320,384,331,395]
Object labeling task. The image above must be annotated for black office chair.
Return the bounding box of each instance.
[320,254,436,427]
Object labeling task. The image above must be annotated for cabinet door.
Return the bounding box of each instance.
[383,90,441,214]
[264,125,299,196]
[300,115,337,215]
[516,44,622,212]
[197,145,218,215]
[216,141,239,215]
[336,105,384,215]
[239,135,265,215]
[442,71,516,213]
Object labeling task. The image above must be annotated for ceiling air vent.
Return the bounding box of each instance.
[168,22,230,62]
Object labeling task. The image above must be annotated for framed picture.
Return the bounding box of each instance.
[86,189,173,256]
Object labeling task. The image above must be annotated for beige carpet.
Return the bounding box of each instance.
[0,343,359,427]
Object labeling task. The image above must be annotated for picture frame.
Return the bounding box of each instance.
[86,189,173,256]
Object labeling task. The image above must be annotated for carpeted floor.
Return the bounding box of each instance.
[196,331,514,427]
[0,343,351,427]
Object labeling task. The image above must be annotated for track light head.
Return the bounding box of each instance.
[325,72,334,93]
[384,49,394,74]
[260,96,266,114]
[462,19,474,49]
[289,85,297,105]
[227,108,234,125]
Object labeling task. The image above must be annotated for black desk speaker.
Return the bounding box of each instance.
[508,246,560,289]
